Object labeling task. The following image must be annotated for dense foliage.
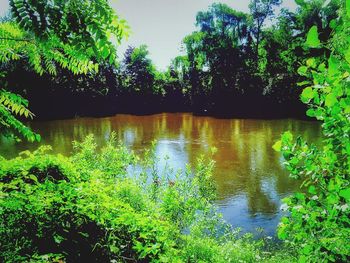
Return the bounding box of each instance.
[7,0,129,66]
[0,0,128,140]
[0,86,37,141]
[274,1,350,261]
[1,0,350,262]
[2,0,340,119]
[1,135,294,262]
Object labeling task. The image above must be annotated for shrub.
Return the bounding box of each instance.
[1,133,295,262]
[0,136,178,262]
[274,2,350,262]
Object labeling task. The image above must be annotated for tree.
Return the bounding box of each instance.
[161,56,191,111]
[0,0,128,140]
[255,9,304,113]
[249,0,281,62]
[121,45,156,95]
[184,3,251,114]
[8,0,129,64]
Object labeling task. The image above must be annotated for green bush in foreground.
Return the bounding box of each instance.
[274,2,350,262]
[1,134,295,262]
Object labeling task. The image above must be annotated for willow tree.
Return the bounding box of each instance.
[0,0,129,141]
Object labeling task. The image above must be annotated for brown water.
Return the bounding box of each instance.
[0,113,322,236]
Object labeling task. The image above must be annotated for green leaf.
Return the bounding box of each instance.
[277,227,288,239]
[54,235,64,244]
[302,244,312,255]
[28,174,38,183]
[282,131,293,142]
[272,140,282,152]
[306,109,315,117]
[308,186,317,195]
[101,46,110,59]
[329,19,337,29]
[347,0,350,17]
[298,66,308,76]
[301,87,314,103]
[305,26,321,48]
[326,194,339,204]
[345,47,350,65]
[339,188,350,200]
[306,58,316,68]
[297,81,310,87]
[35,133,41,142]
[328,55,340,76]
[345,105,350,114]
[295,192,305,200]
[109,53,116,65]
[325,93,337,107]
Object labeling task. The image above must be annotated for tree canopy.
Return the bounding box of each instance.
[0,0,129,140]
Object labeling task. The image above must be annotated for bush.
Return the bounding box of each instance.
[0,135,179,262]
[274,3,350,262]
[1,133,295,262]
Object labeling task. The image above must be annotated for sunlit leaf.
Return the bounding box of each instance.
[272,140,282,152]
[308,186,317,194]
[339,188,350,200]
[325,93,337,107]
[305,26,321,48]
[298,66,308,76]
[306,58,316,68]
[301,87,314,102]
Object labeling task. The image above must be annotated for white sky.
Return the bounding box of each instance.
[0,0,297,70]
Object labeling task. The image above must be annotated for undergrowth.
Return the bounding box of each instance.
[0,133,295,262]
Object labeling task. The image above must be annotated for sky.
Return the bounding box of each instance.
[0,0,297,70]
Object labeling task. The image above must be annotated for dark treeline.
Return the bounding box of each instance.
[3,0,339,119]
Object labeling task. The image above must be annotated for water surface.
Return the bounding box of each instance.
[0,113,322,236]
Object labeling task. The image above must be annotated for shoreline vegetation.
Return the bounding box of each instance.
[4,1,340,121]
[1,0,349,262]
[1,134,296,262]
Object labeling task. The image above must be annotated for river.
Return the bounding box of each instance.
[0,113,322,236]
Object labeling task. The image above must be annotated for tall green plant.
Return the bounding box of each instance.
[274,1,350,261]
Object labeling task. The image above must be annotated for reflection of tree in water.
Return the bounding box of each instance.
[244,173,278,215]
[1,113,321,218]
[182,117,321,216]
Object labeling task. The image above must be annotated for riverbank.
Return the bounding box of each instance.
[0,113,322,236]
[1,133,297,262]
